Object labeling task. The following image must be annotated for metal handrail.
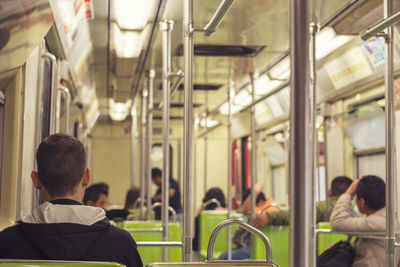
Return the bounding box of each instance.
[207,219,275,264]
[158,70,184,109]
[125,227,163,233]
[152,202,177,221]
[58,86,71,134]
[257,204,281,215]
[202,198,222,209]
[200,0,236,36]
[136,241,182,247]
[42,52,58,134]
[361,9,400,40]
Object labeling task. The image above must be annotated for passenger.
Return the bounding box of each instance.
[0,134,143,267]
[218,183,277,260]
[330,175,400,267]
[83,182,109,210]
[193,187,226,251]
[251,175,357,228]
[151,168,182,220]
[124,186,141,210]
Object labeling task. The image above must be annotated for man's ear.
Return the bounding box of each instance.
[31,171,41,189]
[82,168,91,187]
[358,197,366,211]
[328,189,333,198]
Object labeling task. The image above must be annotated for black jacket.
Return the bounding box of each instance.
[0,200,143,267]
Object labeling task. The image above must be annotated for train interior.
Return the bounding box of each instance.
[1,0,400,266]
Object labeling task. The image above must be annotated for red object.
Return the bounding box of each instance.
[245,137,251,189]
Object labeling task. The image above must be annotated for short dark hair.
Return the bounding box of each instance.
[151,168,162,179]
[36,133,85,197]
[83,183,109,204]
[203,187,226,210]
[356,175,386,211]
[243,189,266,205]
[331,176,353,196]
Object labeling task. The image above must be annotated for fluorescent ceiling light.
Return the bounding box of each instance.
[219,102,242,115]
[200,117,219,128]
[114,0,155,30]
[253,75,285,96]
[113,24,143,58]
[109,99,132,121]
[269,57,290,80]
[234,90,252,106]
[316,27,353,60]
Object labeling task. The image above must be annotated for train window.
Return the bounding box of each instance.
[356,152,386,180]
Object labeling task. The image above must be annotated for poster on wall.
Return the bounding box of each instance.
[323,46,373,90]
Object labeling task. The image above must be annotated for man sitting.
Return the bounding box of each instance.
[0,134,143,267]
[251,176,356,228]
[84,182,110,210]
[330,175,400,267]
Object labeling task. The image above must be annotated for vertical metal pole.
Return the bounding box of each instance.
[194,115,199,215]
[289,0,311,265]
[204,93,209,195]
[227,83,234,260]
[141,89,148,220]
[146,69,155,218]
[131,103,138,188]
[160,20,174,262]
[183,0,194,261]
[250,74,257,220]
[309,22,318,267]
[384,0,396,265]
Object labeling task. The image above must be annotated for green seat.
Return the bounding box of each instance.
[254,225,289,267]
[0,260,124,267]
[199,211,243,259]
[128,209,155,220]
[123,221,182,266]
[317,222,348,255]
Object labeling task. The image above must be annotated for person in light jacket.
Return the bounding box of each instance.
[330,175,400,267]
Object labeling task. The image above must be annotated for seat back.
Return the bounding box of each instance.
[123,221,182,265]
[316,222,348,255]
[199,211,242,259]
[0,260,124,267]
[254,225,289,267]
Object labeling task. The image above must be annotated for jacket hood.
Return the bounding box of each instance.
[18,201,110,260]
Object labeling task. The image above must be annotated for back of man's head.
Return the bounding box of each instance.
[83,183,109,205]
[203,187,226,209]
[151,168,162,179]
[331,176,353,197]
[36,133,85,197]
[356,175,386,211]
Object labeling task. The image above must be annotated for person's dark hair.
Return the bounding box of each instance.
[356,175,386,211]
[331,176,353,197]
[243,189,266,205]
[151,168,162,179]
[124,186,141,210]
[83,183,109,204]
[203,187,226,210]
[36,133,85,197]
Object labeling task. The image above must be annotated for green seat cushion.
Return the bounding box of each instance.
[254,225,289,267]
[199,211,243,259]
[317,222,348,256]
[0,261,124,267]
[123,221,182,266]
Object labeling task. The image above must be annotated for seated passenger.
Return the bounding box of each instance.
[124,186,141,210]
[193,187,226,251]
[218,184,277,260]
[0,134,143,267]
[151,168,182,220]
[84,182,109,210]
[330,175,400,267]
[251,175,356,228]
